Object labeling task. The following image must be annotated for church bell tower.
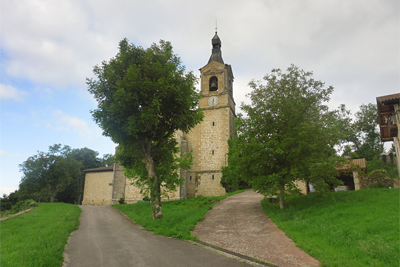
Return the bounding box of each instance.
[184,31,236,198]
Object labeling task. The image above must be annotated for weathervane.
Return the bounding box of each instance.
[215,19,217,33]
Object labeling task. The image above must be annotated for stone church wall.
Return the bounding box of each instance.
[111,163,126,205]
[82,171,113,205]
[124,178,180,204]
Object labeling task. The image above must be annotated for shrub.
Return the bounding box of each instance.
[11,199,38,214]
[118,198,125,204]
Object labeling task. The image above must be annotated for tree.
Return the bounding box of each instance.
[347,103,383,160]
[100,153,115,167]
[87,39,203,219]
[19,144,82,202]
[224,65,345,209]
[58,147,109,204]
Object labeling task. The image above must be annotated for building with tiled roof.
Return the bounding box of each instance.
[376,93,400,183]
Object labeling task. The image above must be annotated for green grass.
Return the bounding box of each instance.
[114,190,247,240]
[261,188,400,267]
[0,203,81,267]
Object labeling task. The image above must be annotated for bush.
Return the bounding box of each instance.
[11,199,38,214]
[118,198,125,204]
[0,191,20,212]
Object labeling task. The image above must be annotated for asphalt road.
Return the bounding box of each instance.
[63,205,251,267]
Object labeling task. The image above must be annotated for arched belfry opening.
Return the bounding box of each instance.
[209,76,218,91]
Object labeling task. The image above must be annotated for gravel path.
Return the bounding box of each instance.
[191,190,320,267]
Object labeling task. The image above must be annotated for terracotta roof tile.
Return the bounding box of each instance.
[337,158,367,171]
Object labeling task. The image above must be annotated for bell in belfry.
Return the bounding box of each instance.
[210,81,217,90]
[210,76,218,91]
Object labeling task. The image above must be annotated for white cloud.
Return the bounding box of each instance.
[0,186,19,197]
[48,110,99,139]
[0,0,398,109]
[0,84,28,102]
[0,150,29,157]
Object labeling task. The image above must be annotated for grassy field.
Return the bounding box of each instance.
[0,203,81,267]
[261,188,399,267]
[114,190,247,240]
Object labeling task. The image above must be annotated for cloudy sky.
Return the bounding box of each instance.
[1,0,398,195]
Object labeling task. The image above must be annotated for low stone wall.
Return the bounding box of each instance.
[359,175,394,189]
[0,208,33,221]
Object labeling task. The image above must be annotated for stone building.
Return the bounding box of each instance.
[82,32,236,205]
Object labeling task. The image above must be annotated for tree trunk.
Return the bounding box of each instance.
[142,143,163,220]
[50,184,57,203]
[150,180,163,220]
[279,183,285,209]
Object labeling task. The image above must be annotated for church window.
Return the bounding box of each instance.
[212,150,214,155]
[209,76,218,91]
[212,175,214,180]
[212,122,215,126]
[190,176,192,181]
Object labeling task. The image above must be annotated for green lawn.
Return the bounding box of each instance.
[0,203,81,267]
[261,188,400,267]
[114,190,247,240]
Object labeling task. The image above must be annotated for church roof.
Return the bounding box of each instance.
[83,165,114,173]
[208,32,224,64]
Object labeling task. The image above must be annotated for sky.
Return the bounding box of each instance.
[1,0,399,196]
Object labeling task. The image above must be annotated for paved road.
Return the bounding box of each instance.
[192,190,320,267]
[63,206,251,267]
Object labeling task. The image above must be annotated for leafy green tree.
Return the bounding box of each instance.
[0,191,20,211]
[19,144,82,202]
[347,103,383,160]
[224,65,346,209]
[62,147,102,204]
[100,153,115,167]
[221,139,250,192]
[87,39,203,219]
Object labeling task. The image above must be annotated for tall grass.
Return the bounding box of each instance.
[114,190,247,240]
[0,203,81,267]
[262,188,399,267]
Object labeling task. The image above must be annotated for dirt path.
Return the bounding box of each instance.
[192,190,320,267]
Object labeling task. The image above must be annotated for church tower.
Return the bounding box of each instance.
[184,32,236,198]
[82,32,237,205]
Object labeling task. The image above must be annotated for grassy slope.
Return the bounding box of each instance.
[114,190,247,240]
[0,203,81,267]
[261,188,399,267]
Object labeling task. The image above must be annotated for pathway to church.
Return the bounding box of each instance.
[192,190,320,267]
[63,191,320,267]
[62,205,250,267]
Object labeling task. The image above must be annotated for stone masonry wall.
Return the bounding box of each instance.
[184,106,231,197]
[82,171,114,205]
[111,163,126,205]
[124,179,180,204]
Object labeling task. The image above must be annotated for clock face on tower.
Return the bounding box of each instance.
[208,96,219,106]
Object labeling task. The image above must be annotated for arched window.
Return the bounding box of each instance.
[209,76,218,91]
